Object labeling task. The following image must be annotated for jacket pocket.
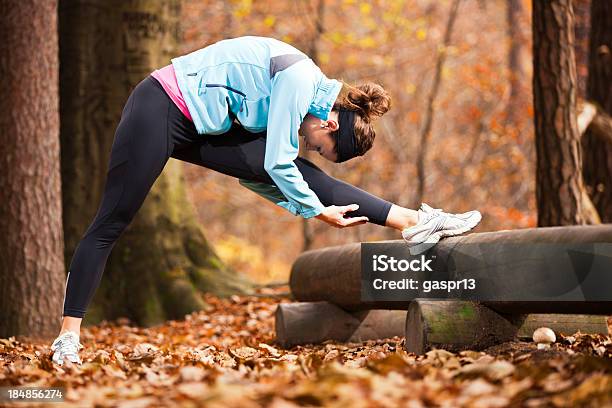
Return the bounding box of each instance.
[236,97,269,131]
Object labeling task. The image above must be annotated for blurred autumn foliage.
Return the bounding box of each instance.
[178,0,537,283]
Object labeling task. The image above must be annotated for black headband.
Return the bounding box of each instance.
[334,109,359,163]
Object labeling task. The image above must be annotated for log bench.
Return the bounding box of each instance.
[276,225,612,352]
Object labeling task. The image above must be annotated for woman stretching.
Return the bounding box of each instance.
[50,36,481,365]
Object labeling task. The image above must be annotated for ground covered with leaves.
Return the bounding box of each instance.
[1,289,611,407]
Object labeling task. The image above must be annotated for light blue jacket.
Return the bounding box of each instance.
[171,36,342,218]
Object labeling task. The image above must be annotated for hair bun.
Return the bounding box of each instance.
[347,82,391,122]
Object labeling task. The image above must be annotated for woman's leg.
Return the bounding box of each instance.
[60,76,188,332]
[170,128,418,229]
[288,158,418,229]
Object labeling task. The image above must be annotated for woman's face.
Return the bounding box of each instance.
[298,111,339,162]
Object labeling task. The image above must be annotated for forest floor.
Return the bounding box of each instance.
[1,287,611,408]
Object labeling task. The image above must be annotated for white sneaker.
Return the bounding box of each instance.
[402,203,482,255]
[50,331,84,365]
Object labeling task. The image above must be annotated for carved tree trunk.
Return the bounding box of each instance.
[582,0,612,222]
[0,0,65,338]
[59,0,251,327]
[532,0,598,226]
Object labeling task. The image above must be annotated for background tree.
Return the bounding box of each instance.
[413,0,461,208]
[58,0,250,327]
[302,0,327,252]
[506,0,528,126]
[0,0,65,338]
[573,0,591,100]
[532,0,599,226]
[582,0,612,222]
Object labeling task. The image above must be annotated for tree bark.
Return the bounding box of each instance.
[0,0,65,338]
[578,102,612,144]
[573,0,591,99]
[58,0,251,327]
[582,0,612,222]
[532,0,599,226]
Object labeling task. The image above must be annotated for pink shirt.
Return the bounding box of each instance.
[150,64,193,121]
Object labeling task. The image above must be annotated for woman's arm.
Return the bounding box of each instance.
[238,178,369,227]
[263,61,325,219]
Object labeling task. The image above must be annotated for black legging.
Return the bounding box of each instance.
[62,75,393,318]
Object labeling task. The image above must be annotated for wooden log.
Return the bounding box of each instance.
[289,225,612,314]
[405,300,610,354]
[405,300,517,354]
[511,313,610,338]
[275,302,406,347]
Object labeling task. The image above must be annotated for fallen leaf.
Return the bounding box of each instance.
[456,360,516,381]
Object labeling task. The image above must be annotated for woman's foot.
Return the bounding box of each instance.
[50,330,83,365]
[402,203,482,255]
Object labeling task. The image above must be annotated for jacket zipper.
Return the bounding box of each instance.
[205,84,246,113]
[187,72,248,114]
[205,83,247,98]
[185,72,246,96]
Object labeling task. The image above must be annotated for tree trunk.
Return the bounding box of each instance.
[532,0,599,226]
[414,0,461,208]
[573,0,591,100]
[301,0,326,252]
[58,0,251,327]
[506,0,526,126]
[0,0,65,338]
[582,0,612,222]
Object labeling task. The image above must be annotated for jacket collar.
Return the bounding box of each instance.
[308,75,342,120]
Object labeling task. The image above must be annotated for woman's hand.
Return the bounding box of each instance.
[314,204,369,228]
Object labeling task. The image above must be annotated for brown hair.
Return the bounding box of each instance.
[332,81,391,156]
